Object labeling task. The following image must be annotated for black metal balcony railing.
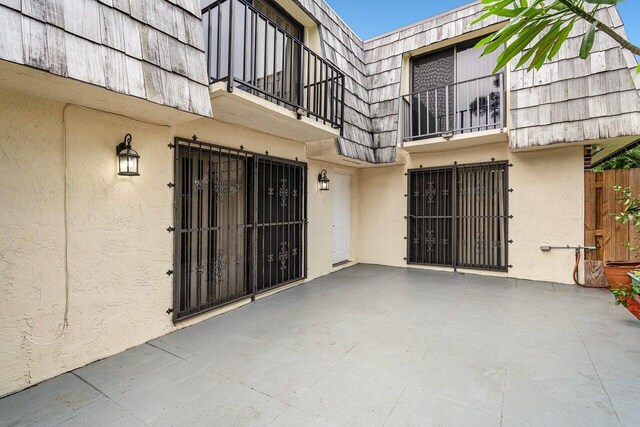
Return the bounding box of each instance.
[402,73,505,142]
[202,0,345,131]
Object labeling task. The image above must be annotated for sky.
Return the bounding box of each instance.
[325,0,640,44]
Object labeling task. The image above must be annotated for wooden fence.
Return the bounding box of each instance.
[584,169,640,286]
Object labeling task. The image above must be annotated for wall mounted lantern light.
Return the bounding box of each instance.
[116,134,140,176]
[318,169,330,191]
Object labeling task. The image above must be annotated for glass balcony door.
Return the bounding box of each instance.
[407,37,504,140]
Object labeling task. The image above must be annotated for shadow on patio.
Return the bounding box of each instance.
[1,264,638,426]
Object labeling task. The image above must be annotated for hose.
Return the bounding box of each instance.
[573,249,588,287]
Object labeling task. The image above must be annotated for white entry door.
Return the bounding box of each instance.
[332,172,350,264]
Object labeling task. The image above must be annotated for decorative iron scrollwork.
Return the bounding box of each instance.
[279,179,289,207]
[279,241,288,271]
[267,254,274,263]
[195,262,207,276]
[473,232,486,255]
[292,248,298,256]
[473,184,486,199]
[229,183,241,195]
[194,177,208,191]
[425,181,436,203]
[213,171,228,202]
[268,187,274,196]
[213,250,226,283]
[425,230,436,252]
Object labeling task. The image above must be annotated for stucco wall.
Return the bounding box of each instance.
[0,88,358,397]
[356,142,585,284]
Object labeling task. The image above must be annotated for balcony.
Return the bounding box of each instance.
[401,73,506,150]
[202,0,345,142]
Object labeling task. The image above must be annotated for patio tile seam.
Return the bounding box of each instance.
[504,370,623,425]
[379,384,407,427]
[500,279,513,427]
[235,379,293,409]
[268,405,337,426]
[397,384,505,418]
[74,354,182,400]
[282,360,341,407]
[65,372,147,426]
[567,308,624,425]
[145,340,191,362]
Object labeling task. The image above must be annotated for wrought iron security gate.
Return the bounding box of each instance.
[407,161,509,272]
[254,157,306,293]
[407,167,454,266]
[172,137,307,322]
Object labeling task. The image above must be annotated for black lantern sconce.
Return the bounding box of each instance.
[318,169,330,191]
[116,134,140,176]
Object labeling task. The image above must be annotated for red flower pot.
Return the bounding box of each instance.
[603,261,640,289]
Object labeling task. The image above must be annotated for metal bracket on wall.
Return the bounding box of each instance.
[168,143,175,149]
[166,270,173,276]
[166,308,173,315]
[167,182,175,188]
[167,226,175,233]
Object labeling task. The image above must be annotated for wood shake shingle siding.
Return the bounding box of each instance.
[508,6,640,148]
[297,0,377,162]
[363,1,640,156]
[0,0,212,117]
[0,0,637,162]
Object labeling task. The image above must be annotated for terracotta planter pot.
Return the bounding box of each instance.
[603,261,640,289]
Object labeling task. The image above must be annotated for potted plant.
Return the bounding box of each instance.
[611,271,640,307]
[605,186,640,293]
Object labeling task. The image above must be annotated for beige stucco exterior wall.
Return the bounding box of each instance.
[0,84,585,398]
[356,142,585,284]
[0,88,358,397]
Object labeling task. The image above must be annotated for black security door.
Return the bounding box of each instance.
[407,161,509,272]
[172,137,307,322]
[254,157,307,293]
[407,167,455,266]
[174,141,251,321]
[456,162,509,271]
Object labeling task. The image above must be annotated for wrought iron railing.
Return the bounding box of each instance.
[401,73,505,141]
[202,0,345,131]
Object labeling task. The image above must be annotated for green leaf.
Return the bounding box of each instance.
[580,22,597,59]
[528,21,563,69]
[584,0,618,4]
[492,19,549,72]
[548,21,574,60]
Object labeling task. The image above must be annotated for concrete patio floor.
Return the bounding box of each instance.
[2,264,639,426]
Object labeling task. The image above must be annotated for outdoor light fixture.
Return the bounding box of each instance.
[116,134,140,176]
[318,169,330,191]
